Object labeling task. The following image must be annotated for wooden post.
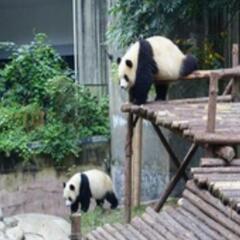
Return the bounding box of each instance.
[154,144,198,212]
[124,113,134,223]
[70,213,81,240]
[207,73,219,133]
[132,118,143,207]
[231,44,240,101]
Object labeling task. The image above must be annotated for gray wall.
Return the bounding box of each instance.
[0,0,73,56]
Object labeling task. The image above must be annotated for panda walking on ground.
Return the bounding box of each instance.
[63,169,118,213]
[118,36,198,105]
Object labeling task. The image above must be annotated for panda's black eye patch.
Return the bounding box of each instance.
[68,197,72,202]
[124,74,129,82]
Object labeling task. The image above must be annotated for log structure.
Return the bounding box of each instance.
[84,48,240,239]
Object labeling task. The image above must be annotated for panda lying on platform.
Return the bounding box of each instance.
[63,169,118,213]
[117,36,198,105]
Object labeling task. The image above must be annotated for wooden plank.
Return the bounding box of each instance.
[113,223,139,240]
[104,224,126,240]
[192,167,240,174]
[131,217,164,240]
[186,181,240,225]
[146,207,185,240]
[91,230,107,240]
[166,207,213,240]
[194,133,240,144]
[86,233,99,240]
[160,211,198,240]
[178,207,225,240]
[181,198,239,240]
[200,158,240,167]
[96,227,117,240]
[183,189,240,237]
[125,225,148,240]
[142,213,176,240]
[214,146,235,162]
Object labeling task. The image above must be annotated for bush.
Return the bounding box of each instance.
[0,34,109,167]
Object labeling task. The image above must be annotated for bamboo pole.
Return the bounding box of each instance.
[132,118,143,207]
[70,213,81,240]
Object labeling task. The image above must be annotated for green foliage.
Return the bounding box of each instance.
[0,34,109,167]
[108,0,239,51]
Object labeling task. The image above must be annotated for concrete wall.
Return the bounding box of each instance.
[109,65,170,203]
[0,0,73,56]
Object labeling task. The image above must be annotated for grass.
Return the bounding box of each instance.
[81,197,178,235]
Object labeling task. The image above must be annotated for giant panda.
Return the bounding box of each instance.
[63,169,118,213]
[118,36,198,105]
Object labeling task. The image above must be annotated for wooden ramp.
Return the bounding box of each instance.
[86,158,240,240]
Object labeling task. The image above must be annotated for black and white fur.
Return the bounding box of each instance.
[118,36,198,105]
[63,169,118,213]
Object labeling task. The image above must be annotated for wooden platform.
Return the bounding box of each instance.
[85,158,240,240]
[121,98,240,145]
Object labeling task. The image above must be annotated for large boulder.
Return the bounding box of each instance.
[0,209,70,240]
[15,213,70,240]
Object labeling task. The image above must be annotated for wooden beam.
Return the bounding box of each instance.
[152,123,188,181]
[154,143,198,212]
[231,44,240,101]
[207,73,219,133]
[132,118,143,207]
[70,213,82,240]
[214,146,235,162]
[124,113,134,223]
[194,133,240,144]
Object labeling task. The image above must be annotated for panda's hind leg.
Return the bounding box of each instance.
[105,192,118,209]
[154,83,168,101]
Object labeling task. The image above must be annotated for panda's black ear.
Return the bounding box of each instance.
[70,184,75,191]
[63,182,66,188]
[125,59,133,68]
[117,57,121,65]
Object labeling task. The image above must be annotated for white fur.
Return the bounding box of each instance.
[118,41,139,88]
[63,169,114,207]
[63,173,80,206]
[118,36,186,86]
[84,169,113,199]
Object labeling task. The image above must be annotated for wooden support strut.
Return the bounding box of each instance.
[152,123,188,181]
[207,73,219,133]
[154,143,198,212]
[70,213,82,240]
[124,113,134,223]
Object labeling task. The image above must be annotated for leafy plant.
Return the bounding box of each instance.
[0,34,109,168]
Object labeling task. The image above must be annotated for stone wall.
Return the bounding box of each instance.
[0,168,69,218]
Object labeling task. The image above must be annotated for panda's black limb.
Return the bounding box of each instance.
[181,54,198,77]
[155,84,168,101]
[105,192,118,209]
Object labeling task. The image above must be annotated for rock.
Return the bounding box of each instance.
[15,213,70,240]
[4,217,18,228]
[6,226,24,240]
[0,209,3,221]
[0,222,5,231]
[0,231,7,240]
